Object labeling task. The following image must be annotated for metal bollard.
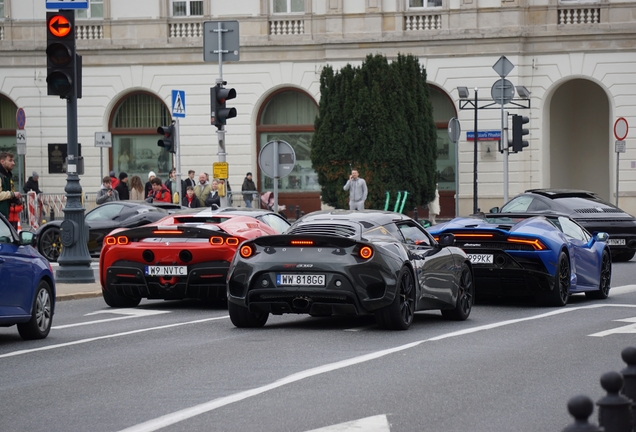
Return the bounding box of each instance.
[50,207,55,222]
[562,395,603,432]
[620,346,636,428]
[597,371,633,432]
[413,207,418,222]
[295,205,301,220]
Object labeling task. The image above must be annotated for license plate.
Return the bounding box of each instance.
[467,254,493,264]
[607,238,626,246]
[145,266,188,277]
[276,274,326,287]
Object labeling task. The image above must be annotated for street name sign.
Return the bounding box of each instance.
[46,0,88,9]
[467,130,501,141]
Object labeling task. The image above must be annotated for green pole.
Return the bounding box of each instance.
[393,191,402,212]
[399,191,409,213]
[384,191,390,211]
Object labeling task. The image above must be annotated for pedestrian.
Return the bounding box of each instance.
[144,171,156,198]
[115,172,130,200]
[96,176,119,204]
[241,172,257,208]
[165,168,186,202]
[129,175,145,201]
[23,171,42,194]
[428,183,440,225]
[118,150,130,172]
[343,169,368,211]
[185,170,196,189]
[109,170,119,190]
[204,180,221,208]
[182,186,201,208]
[146,177,171,203]
[0,152,22,222]
[193,172,211,207]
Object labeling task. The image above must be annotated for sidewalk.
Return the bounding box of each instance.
[56,280,102,301]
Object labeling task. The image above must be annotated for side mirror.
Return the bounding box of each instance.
[20,230,35,246]
[489,207,500,213]
[594,232,609,242]
[437,233,455,247]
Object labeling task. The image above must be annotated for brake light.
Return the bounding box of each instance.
[210,236,224,245]
[240,245,254,258]
[153,230,183,235]
[226,237,239,246]
[105,236,116,245]
[117,236,129,245]
[291,240,313,246]
[359,246,373,260]
[508,237,546,250]
[453,234,494,238]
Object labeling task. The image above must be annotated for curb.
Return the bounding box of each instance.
[56,291,103,302]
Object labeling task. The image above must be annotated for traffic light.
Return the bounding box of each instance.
[157,122,176,153]
[512,114,530,152]
[46,11,81,99]
[210,83,237,129]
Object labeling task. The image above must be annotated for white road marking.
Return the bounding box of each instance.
[117,302,636,432]
[53,309,170,330]
[304,415,390,432]
[588,316,636,337]
[0,316,229,359]
[344,325,375,332]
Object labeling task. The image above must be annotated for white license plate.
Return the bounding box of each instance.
[276,274,326,287]
[467,254,494,264]
[145,266,188,277]
[607,238,626,246]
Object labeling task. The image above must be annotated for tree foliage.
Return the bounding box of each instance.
[311,53,438,211]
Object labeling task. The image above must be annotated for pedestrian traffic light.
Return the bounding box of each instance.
[210,83,237,129]
[512,115,530,152]
[46,11,81,99]
[157,122,176,153]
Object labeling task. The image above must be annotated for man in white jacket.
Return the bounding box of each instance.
[343,169,368,211]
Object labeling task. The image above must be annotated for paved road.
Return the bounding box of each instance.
[1,264,635,431]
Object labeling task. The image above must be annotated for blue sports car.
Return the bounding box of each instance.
[0,214,56,340]
[427,213,611,306]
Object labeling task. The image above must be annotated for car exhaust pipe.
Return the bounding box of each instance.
[628,240,636,249]
[292,296,312,309]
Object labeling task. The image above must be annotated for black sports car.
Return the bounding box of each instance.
[227,210,474,330]
[35,201,183,262]
[490,189,636,262]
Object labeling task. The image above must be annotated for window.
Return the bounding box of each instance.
[76,0,104,19]
[273,0,304,13]
[558,217,590,242]
[397,222,432,246]
[172,0,203,16]
[258,90,318,193]
[501,196,533,213]
[0,1,4,19]
[0,96,24,191]
[110,93,172,181]
[86,204,125,221]
[408,0,442,8]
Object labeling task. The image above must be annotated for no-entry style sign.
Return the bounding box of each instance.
[48,15,72,38]
[614,117,629,141]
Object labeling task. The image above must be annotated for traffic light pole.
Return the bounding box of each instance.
[174,118,181,204]
[56,20,94,283]
[215,20,228,208]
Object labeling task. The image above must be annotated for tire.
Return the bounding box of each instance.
[228,301,269,328]
[102,288,141,308]
[17,280,53,340]
[538,251,570,307]
[586,249,611,300]
[612,251,635,262]
[441,263,474,321]
[38,227,62,262]
[375,266,416,330]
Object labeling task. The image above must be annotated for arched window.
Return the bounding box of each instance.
[109,92,171,181]
[257,90,318,193]
[0,95,24,189]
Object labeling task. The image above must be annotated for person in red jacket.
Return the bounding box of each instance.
[146,177,171,203]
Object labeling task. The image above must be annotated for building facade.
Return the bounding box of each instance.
[1,0,635,216]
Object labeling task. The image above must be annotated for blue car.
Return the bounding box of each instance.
[427,213,611,306]
[0,214,56,340]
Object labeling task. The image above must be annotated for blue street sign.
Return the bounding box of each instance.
[46,0,89,9]
[466,130,501,141]
[172,90,186,118]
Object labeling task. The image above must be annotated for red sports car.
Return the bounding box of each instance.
[100,208,291,307]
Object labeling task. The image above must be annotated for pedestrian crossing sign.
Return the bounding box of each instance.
[172,90,186,118]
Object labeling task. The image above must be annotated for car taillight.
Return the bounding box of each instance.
[508,237,546,250]
[209,236,239,245]
[240,245,254,258]
[105,236,129,245]
[359,246,373,260]
[153,230,183,235]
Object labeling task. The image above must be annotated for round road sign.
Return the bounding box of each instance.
[48,15,72,38]
[259,140,296,178]
[491,79,515,105]
[614,117,628,141]
[16,108,26,130]
[448,117,461,143]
